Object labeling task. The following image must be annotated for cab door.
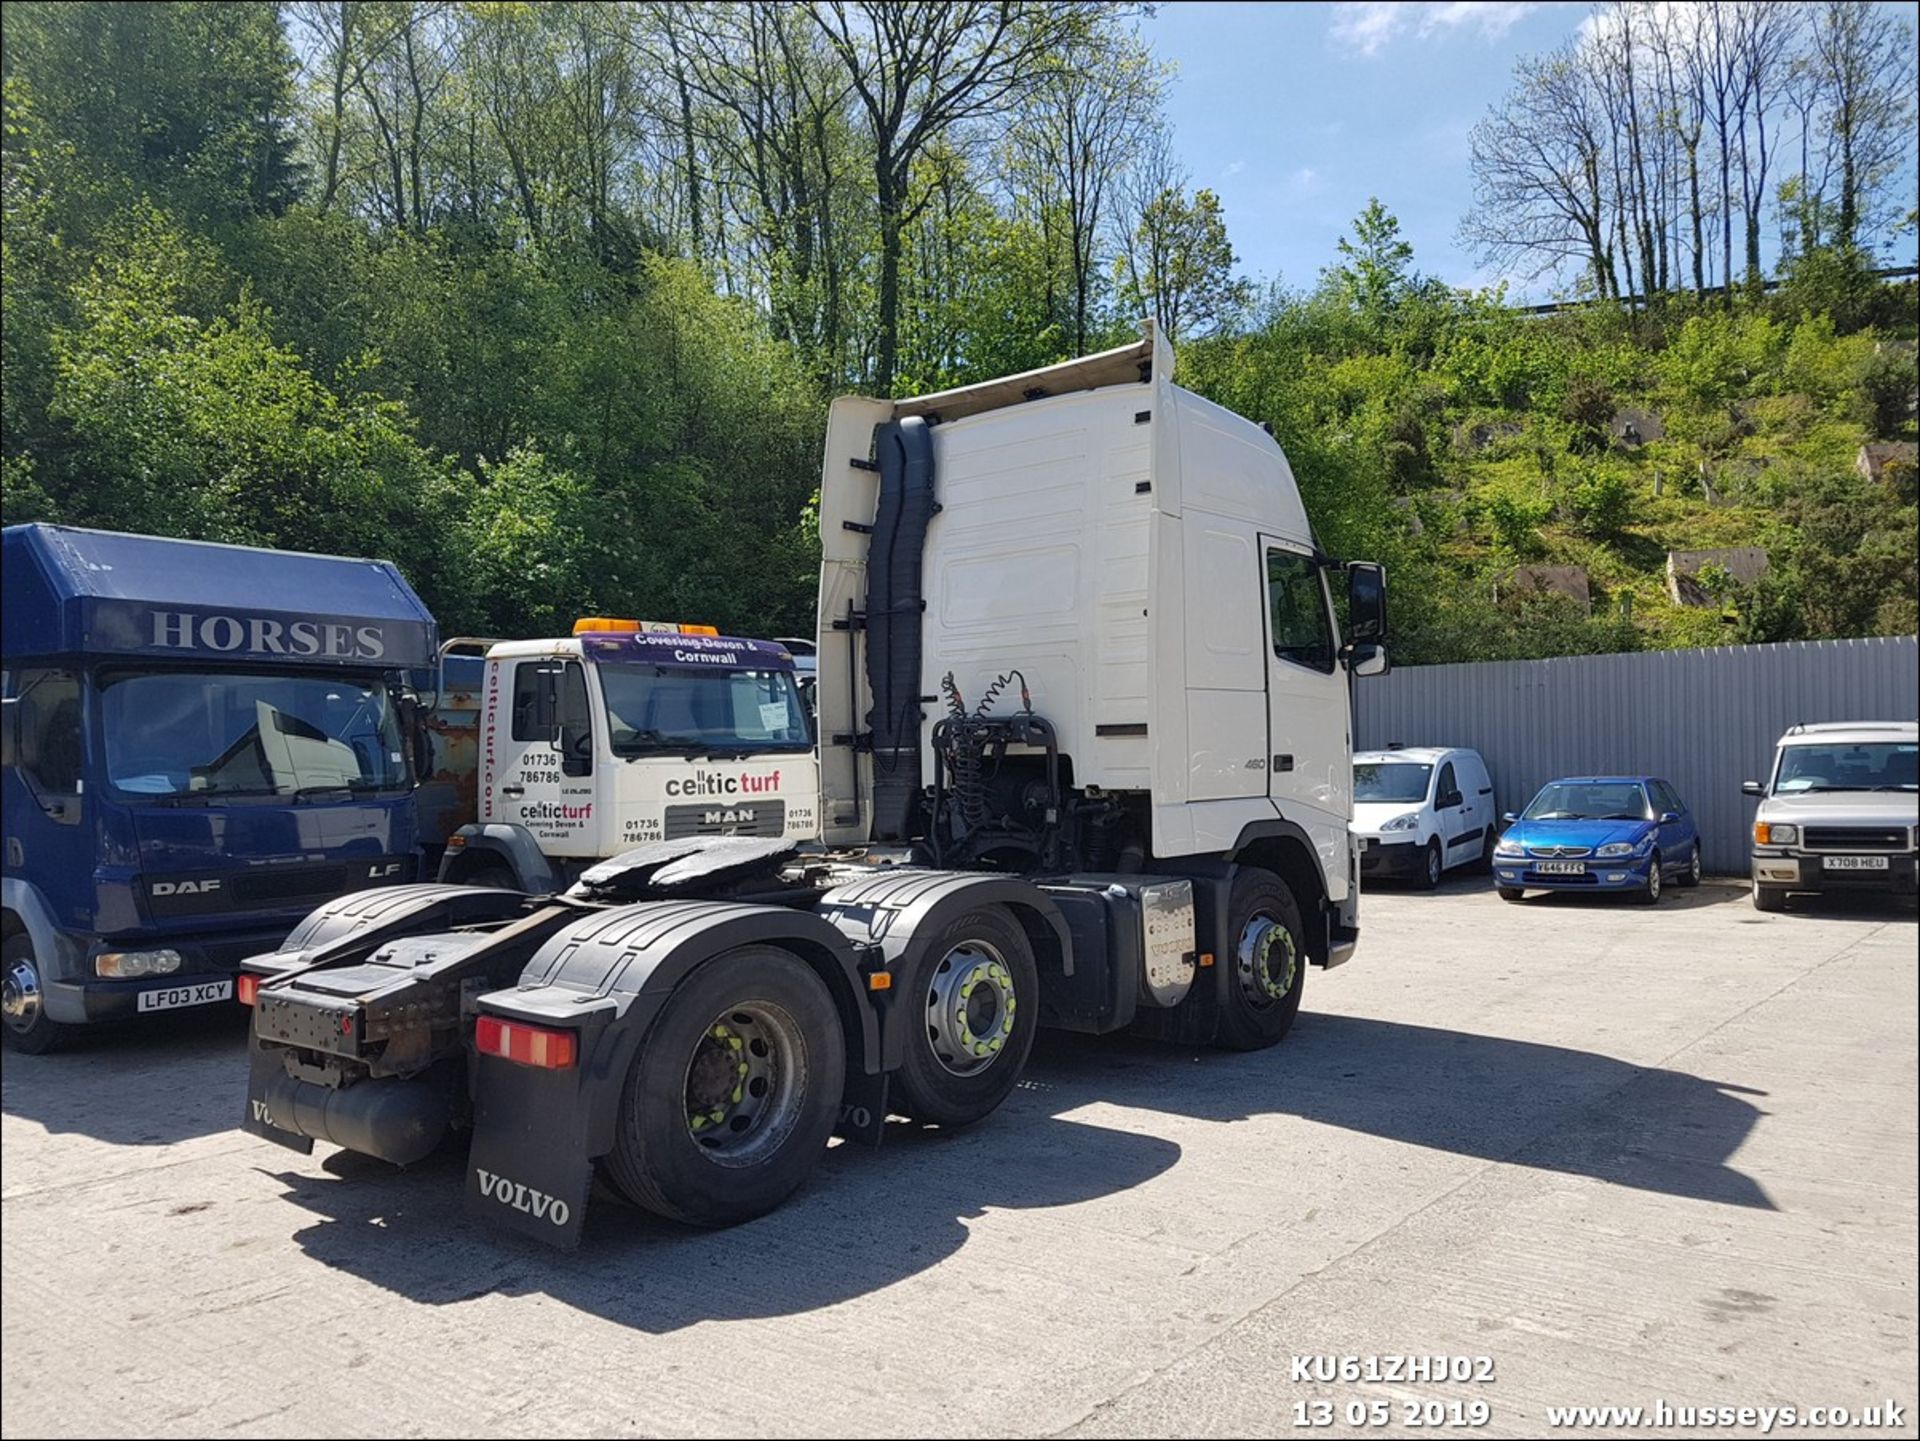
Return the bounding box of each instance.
[1260,540,1351,859]
[483,656,599,856]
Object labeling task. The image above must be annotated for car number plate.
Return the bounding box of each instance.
[1824,855,1889,871]
[137,980,234,1012]
[1536,860,1586,875]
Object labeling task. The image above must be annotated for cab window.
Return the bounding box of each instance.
[511,660,593,774]
[1266,549,1336,674]
[10,670,84,822]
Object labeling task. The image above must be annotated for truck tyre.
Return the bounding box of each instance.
[3,932,71,1055]
[1752,881,1788,913]
[1211,869,1307,1051]
[1417,840,1443,890]
[604,946,843,1227]
[892,905,1039,1128]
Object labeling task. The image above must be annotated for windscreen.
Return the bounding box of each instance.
[1523,781,1652,821]
[99,670,406,798]
[1353,762,1432,803]
[596,664,811,758]
[1774,741,1918,793]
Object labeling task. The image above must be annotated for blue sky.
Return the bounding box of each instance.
[1146,1,1918,302]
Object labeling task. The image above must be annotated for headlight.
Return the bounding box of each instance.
[1755,822,1797,846]
[1382,813,1421,832]
[95,949,184,979]
[1494,837,1525,857]
[1596,841,1635,857]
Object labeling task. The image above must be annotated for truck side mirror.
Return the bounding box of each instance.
[0,697,16,770]
[1346,562,1387,643]
[1346,642,1389,677]
[1741,780,1764,797]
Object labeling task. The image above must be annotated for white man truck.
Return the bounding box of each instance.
[434,623,818,895]
[236,324,1390,1247]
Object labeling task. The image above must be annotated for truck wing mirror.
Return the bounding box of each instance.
[1346,562,1387,643]
[0,697,16,769]
[1345,642,1389,677]
[1741,780,1764,797]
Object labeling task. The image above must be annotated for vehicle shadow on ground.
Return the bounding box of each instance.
[1503,881,1916,923]
[263,1008,1769,1331]
[1028,1015,1774,1212]
[0,1004,249,1146]
[266,1108,1181,1330]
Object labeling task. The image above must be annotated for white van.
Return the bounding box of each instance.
[1351,746,1497,888]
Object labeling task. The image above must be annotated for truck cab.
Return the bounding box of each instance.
[436,622,818,893]
[1,524,437,1052]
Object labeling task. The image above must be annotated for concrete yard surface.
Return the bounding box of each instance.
[3,879,1915,1439]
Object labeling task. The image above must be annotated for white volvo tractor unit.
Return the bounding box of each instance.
[237,323,1390,1247]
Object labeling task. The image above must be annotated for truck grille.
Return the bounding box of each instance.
[1802,825,1912,852]
[235,866,349,905]
[663,801,786,839]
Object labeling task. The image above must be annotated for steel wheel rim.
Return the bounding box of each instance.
[1236,912,1298,1009]
[2,957,42,1035]
[1690,849,1702,882]
[1427,846,1441,884]
[1648,860,1662,899]
[682,1001,808,1167]
[926,940,1016,1077]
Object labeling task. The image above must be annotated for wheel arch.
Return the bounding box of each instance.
[1224,820,1332,966]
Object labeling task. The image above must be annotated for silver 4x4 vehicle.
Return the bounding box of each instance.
[1744,722,1919,912]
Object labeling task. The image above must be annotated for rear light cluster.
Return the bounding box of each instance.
[475,1015,578,1069]
[235,972,263,1006]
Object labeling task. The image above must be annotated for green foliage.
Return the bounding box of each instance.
[1567,470,1634,538]
[0,0,1914,670]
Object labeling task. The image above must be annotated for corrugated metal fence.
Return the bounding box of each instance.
[1354,636,1919,873]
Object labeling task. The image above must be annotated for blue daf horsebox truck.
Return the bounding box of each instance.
[1,524,439,1052]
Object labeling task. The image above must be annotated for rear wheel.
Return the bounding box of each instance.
[1752,881,1788,913]
[2,933,70,1055]
[1677,845,1703,888]
[892,906,1038,1128]
[1637,853,1664,905]
[1211,869,1307,1051]
[605,946,843,1227]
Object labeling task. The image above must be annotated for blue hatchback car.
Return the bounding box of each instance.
[1492,775,1703,904]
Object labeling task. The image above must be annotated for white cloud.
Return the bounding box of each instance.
[1223,159,1247,178]
[1330,1,1541,57]
[1291,167,1322,192]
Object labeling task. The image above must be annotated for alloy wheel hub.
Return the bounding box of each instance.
[1237,914,1297,1007]
[926,943,1016,1077]
[3,959,42,1034]
[682,1004,805,1166]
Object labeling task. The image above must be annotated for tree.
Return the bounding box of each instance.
[1807,1,1916,250]
[1113,135,1248,346]
[1326,198,1415,320]
[1007,23,1164,354]
[811,0,1105,395]
[1462,47,1615,298]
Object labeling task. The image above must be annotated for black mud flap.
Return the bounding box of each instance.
[464,1057,595,1249]
[241,1036,314,1154]
[834,1070,890,1146]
